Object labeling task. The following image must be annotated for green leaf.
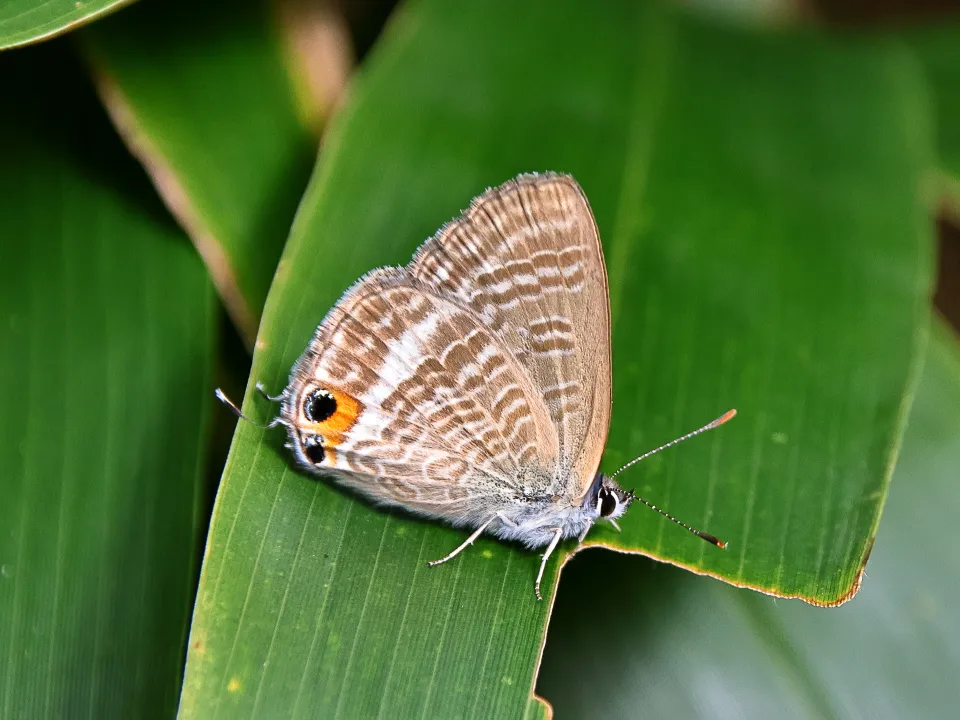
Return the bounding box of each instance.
[0,0,132,50]
[539,318,960,718]
[902,21,960,180]
[900,20,960,214]
[0,48,215,717]
[83,0,318,345]
[181,0,933,716]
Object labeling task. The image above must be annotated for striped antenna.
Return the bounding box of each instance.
[612,409,737,548]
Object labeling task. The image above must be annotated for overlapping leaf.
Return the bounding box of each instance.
[0,0,131,50]
[84,0,319,343]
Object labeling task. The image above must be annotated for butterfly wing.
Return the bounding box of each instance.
[283,267,562,526]
[409,173,612,501]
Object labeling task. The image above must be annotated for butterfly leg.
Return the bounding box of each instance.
[427,514,498,567]
[535,528,563,601]
[255,382,286,403]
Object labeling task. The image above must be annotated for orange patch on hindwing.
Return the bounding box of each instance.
[300,386,362,447]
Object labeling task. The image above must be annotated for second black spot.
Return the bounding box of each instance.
[305,443,325,464]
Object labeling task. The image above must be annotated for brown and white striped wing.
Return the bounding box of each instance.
[409,173,612,501]
[285,268,561,524]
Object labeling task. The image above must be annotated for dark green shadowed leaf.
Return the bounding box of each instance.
[539,319,960,718]
[83,0,318,345]
[0,47,215,718]
[0,0,131,50]
[900,20,960,212]
[181,0,932,716]
[903,20,960,179]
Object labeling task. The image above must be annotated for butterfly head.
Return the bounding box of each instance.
[582,473,634,535]
[592,474,633,524]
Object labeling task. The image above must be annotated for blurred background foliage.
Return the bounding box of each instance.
[0,0,958,718]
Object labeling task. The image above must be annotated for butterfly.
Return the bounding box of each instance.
[221,172,734,600]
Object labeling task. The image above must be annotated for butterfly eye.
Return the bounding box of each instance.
[304,441,325,464]
[304,390,337,423]
[599,489,618,517]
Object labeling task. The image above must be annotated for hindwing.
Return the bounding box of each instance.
[284,269,561,523]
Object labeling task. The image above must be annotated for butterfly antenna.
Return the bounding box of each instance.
[215,388,284,430]
[611,409,737,549]
[625,492,727,548]
[611,409,737,481]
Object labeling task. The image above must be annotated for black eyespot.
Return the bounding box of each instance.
[599,488,617,517]
[304,442,325,464]
[304,390,337,423]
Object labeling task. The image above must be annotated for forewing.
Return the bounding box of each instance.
[410,173,612,499]
[284,269,560,524]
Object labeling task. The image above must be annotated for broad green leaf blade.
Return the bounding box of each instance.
[83,0,318,345]
[0,0,131,50]
[0,48,215,717]
[539,319,960,718]
[181,0,932,716]
[578,15,933,604]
